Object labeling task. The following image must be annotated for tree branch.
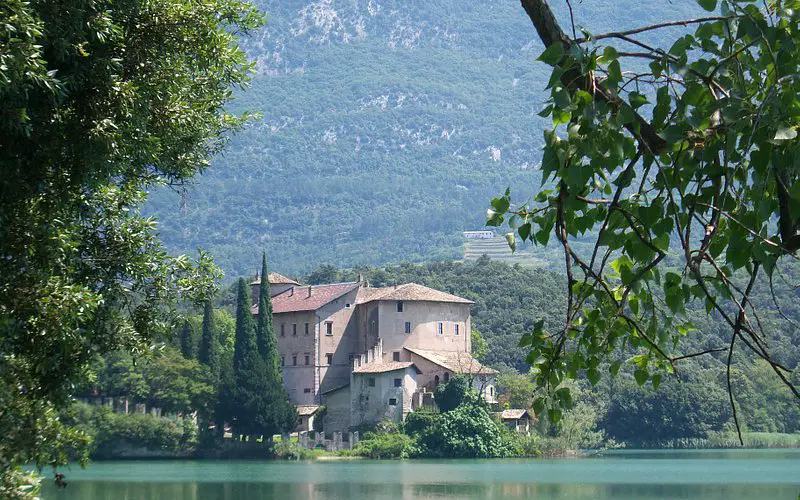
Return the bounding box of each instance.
[574,16,734,44]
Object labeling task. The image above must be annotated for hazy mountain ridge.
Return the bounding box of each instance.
[146,0,705,277]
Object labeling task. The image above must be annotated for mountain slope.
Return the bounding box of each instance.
[145,0,704,277]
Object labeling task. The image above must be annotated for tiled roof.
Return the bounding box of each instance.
[296,405,320,416]
[497,409,529,420]
[356,283,473,305]
[352,361,420,374]
[404,347,498,375]
[253,282,360,314]
[249,272,301,286]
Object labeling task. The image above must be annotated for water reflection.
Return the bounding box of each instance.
[40,480,799,500]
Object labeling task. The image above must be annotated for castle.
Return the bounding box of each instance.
[251,272,497,434]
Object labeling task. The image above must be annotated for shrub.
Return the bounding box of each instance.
[347,423,413,459]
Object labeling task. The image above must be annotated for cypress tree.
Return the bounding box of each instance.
[256,251,296,433]
[198,301,220,382]
[257,251,281,378]
[233,278,257,372]
[180,320,195,359]
[229,274,297,439]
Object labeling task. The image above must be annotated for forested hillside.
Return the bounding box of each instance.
[292,259,800,442]
[145,0,704,277]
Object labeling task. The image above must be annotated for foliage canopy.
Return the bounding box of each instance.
[491,0,800,435]
[0,0,262,486]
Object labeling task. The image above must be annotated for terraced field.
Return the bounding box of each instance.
[462,236,547,267]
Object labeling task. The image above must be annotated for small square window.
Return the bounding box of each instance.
[292,355,297,366]
[404,321,411,334]
[394,378,402,388]
[326,353,333,365]
[305,354,310,365]
[368,377,375,387]
[397,301,404,312]
[280,324,285,337]
[388,398,397,406]
[292,324,297,336]
[437,323,443,336]
[325,322,333,336]
[454,324,460,336]
[305,323,309,336]
[303,388,311,394]
[345,303,352,309]
[392,351,400,362]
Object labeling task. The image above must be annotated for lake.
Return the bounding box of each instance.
[38,449,800,499]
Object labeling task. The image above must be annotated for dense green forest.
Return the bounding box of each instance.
[259,259,800,443]
[81,258,798,453]
[144,0,706,277]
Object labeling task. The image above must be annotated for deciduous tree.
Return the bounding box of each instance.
[0,0,262,488]
[492,0,800,438]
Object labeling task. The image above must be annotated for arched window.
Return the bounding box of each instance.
[434,375,440,387]
[444,372,450,383]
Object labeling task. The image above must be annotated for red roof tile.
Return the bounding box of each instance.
[249,272,301,286]
[356,283,472,304]
[352,361,420,374]
[253,282,360,314]
[404,347,498,375]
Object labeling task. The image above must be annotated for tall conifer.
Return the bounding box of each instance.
[257,251,282,378]
[180,320,195,359]
[199,301,220,382]
[233,278,257,372]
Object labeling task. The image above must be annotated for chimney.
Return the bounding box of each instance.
[358,273,364,284]
[307,286,312,298]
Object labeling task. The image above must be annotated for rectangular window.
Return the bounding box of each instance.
[325,322,333,336]
[388,398,397,406]
[368,377,375,387]
[280,324,285,337]
[437,322,443,336]
[281,355,285,366]
[394,378,402,388]
[304,354,310,365]
[345,303,352,309]
[405,321,411,334]
[454,324,460,336]
[292,324,297,336]
[303,388,311,394]
[392,351,400,362]
[305,323,309,336]
[326,353,333,365]
[292,354,297,366]
[397,301,404,312]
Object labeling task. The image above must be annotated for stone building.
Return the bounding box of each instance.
[251,273,497,434]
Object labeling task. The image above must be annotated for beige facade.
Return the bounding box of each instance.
[253,277,496,433]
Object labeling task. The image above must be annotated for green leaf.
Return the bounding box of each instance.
[634,368,649,386]
[538,42,565,66]
[609,360,622,377]
[518,222,532,241]
[532,397,546,416]
[587,367,601,386]
[696,0,717,12]
[774,125,797,143]
[628,92,648,109]
[652,373,662,389]
[548,407,562,425]
[505,232,517,253]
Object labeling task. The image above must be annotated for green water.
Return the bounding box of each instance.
[39,449,800,499]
